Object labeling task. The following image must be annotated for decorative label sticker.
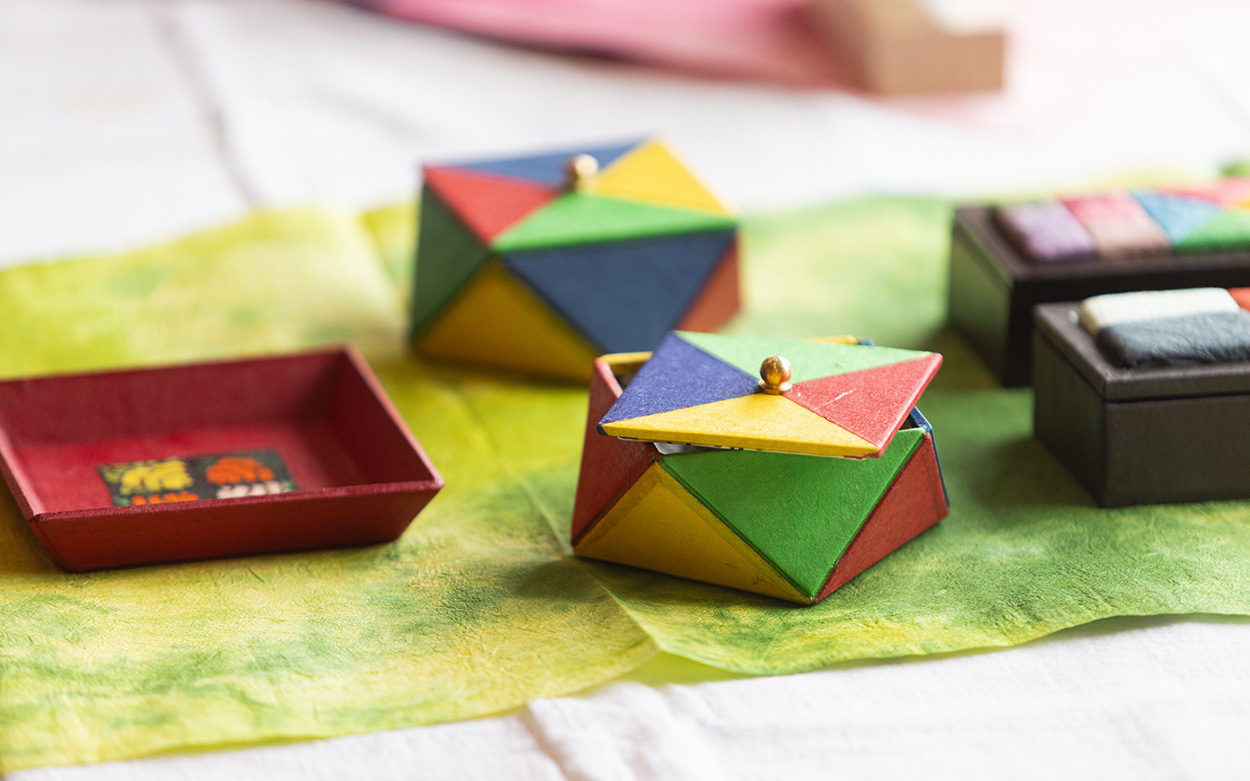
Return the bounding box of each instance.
[97,449,298,506]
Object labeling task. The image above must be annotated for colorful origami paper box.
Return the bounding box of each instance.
[410,139,741,380]
[571,332,949,604]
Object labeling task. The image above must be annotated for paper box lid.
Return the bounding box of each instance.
[422,137,737,253]
[598,332,942,457]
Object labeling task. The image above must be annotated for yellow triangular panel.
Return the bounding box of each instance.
[416,260,599,380]
[601,394,878,458]
[576,463,807,602]
[594,140,732,216]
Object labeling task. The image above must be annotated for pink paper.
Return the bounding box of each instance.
[346,0,1250,132]
[349,0,849,87]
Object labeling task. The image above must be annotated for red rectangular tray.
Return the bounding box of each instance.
[0,348,443,570]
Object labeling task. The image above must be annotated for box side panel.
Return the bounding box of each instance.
[36,489,436,571]
[571,358,656,543]
[948,218,1013,383]
[814,432,948,600]
[0,351,341,445]
[1003,285,1047,387]
[326,352,442,487]
[574,462,808,603]
[410,185,492,339]
[0,424,40,518]
[1104,393,1250,507]
[1033,332,1108,505]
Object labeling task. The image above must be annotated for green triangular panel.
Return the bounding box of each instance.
[676,332,928,384]
[411,188,491,337]
[1175,208,1250,254]
[492,192,736,252]
[661,428,923,598]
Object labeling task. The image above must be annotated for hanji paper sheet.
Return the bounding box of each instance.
[3,199,1250,771]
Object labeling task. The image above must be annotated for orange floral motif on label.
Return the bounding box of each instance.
[206,457,276,485]
[98,448,296,507]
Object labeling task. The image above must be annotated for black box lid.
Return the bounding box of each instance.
[1034,302,1250,401]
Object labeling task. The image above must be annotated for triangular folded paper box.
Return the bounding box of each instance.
[572,332,950,604]
[411,139,741,380]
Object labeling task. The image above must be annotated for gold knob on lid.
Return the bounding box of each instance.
[758,355,792,394]
[565,153,599,191]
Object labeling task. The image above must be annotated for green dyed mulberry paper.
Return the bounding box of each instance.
[1,198,1249,771]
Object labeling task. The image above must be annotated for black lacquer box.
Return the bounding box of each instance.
[1033,302,1250,507]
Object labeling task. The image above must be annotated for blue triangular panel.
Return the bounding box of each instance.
[503,229,736,354]
[905,407,948,505]
[1132,190,1222,244]
[599,332,757,428]
[459,141,640,187]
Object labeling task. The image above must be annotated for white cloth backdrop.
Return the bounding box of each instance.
[5,0,1250,777]
[8,0,1250,267]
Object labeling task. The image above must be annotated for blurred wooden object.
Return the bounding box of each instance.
[810,0,1005,95]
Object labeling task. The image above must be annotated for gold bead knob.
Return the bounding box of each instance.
[565,154,599,191]
[758,355,792,394]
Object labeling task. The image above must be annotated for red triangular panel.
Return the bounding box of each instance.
[789,354,942,449]
[815,434,947,600]
[675,243,740,332]
[572,358,658,542]
[423,166,559,244]
[1230,287,1250,312]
